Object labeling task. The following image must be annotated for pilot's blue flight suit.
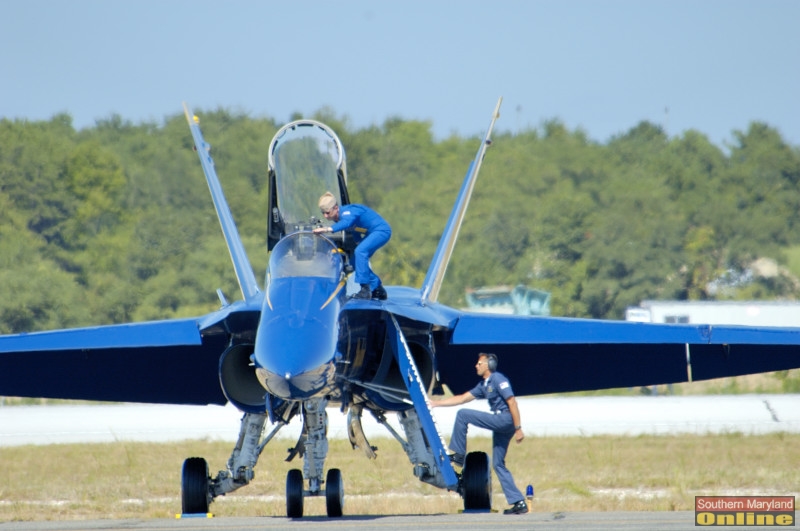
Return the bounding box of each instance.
[448,371,525,506]
[330,204,391,291]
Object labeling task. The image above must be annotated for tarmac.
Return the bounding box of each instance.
[1,394,799,447]
[0,511,708,531]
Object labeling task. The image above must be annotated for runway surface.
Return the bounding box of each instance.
[0,511,704,530]
[1,394,799,446]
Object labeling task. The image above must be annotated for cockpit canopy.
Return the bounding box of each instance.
[266,120,350,249]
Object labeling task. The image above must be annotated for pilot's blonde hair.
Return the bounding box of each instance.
[318,192,337,212]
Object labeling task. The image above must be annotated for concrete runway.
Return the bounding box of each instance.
[0,511,703,530]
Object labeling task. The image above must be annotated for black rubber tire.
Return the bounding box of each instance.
[181,457,210,514]
[462,451,492,511]
[286,468,304,518]
[325,468,344,517]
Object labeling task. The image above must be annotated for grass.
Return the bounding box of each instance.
[1,433,798,521]
[546,369,800,397]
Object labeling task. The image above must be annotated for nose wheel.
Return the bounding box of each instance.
[286,469,304,517]
[285,468,344,518]
[325,468,344,517]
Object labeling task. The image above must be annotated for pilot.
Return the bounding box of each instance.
[313,191,391,300]
[430,352,528,515]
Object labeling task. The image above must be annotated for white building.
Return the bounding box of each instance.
[626,300,800,327]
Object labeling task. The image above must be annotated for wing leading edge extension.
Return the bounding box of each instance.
[435,313,800,397]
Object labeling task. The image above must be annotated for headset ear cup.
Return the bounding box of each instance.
[487,354,498,372]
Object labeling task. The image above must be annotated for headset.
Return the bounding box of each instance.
[485,353,498,372]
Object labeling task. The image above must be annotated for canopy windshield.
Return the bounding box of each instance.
[268,232,343,281]
[268,121,344,226]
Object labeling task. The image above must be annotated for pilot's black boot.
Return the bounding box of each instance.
[372,285,387,300]
[352,284,372,300]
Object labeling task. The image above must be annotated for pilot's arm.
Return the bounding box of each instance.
[430,391,475,408]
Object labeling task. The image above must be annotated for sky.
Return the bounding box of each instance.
[1,0,798,149]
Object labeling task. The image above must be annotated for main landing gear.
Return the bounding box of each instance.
[181,457,211,514]
[180,398,345,518]
[461,451,492,511]
[178,368,487,518]
[180,410,273,517]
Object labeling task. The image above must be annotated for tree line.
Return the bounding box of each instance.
[1,109,799,333]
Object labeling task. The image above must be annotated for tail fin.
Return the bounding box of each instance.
[419,97,502,305]
[183,103,261,303]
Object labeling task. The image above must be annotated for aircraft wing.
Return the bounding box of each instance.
[0,106,268,407]
[387,97,800,398]
[0,305,260,405]
[433,312,800,396]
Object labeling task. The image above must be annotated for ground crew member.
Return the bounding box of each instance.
[430,352,528,515]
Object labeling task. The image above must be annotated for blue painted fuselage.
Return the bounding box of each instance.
[254,233,345,400]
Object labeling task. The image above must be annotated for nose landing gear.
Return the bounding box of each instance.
[286,467,344,518]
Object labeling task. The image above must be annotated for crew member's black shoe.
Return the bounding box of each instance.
[351,285,372,300]
[503,500,528,515]
[372,285,387,300]
[449,453,465,467]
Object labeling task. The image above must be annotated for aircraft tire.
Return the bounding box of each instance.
[325,468,344,517]
[462,451,492,511]
[181,457,210,514]
[286,469,304,518]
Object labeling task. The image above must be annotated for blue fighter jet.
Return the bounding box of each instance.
[2,99,800,518]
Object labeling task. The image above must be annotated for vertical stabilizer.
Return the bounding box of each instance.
[183,103,261,303]
[419,98,502,305]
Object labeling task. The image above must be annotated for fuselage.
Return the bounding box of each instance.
[254,232,345,400]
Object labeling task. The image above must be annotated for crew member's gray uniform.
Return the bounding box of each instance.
[447,371,525,505]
